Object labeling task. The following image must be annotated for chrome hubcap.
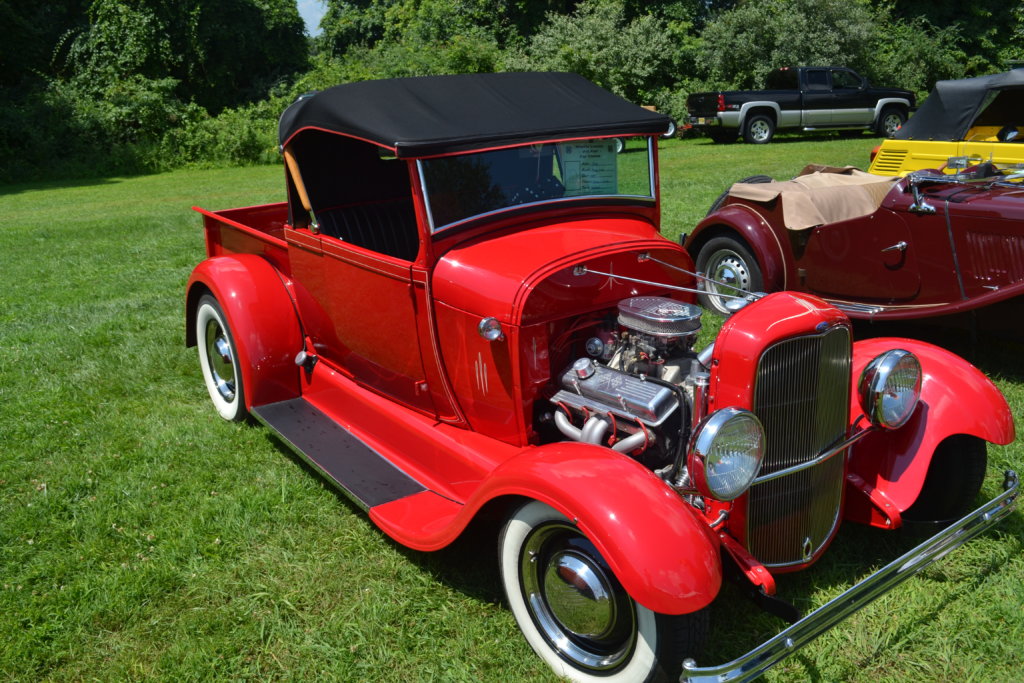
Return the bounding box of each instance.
[204,317,236,402]
[521,523,636,671]
[750,120,770,141]
[543,552,616,639]
[884,114,901,136]
[706,248,751,311]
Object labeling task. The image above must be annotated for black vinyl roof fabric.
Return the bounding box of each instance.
[895,69,1024,141]
[278,72,672,158]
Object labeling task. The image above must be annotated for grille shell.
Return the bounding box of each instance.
[745,326,852,567]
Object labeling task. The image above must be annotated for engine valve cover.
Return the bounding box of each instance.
[554,358,677,426]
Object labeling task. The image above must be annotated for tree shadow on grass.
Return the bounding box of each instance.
[0,174,124,198]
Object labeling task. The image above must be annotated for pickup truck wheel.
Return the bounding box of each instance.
[500,501,707,682]
[902,435,987,523]
[876,107,906,137]
[743,115,774,144]
[695,236,764,316]
[196,294,248,422]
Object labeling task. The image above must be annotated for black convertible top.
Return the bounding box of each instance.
[278,72,671,157]
[895,69,1024,141]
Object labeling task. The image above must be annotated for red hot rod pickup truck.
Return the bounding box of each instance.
[186,73,1018,682]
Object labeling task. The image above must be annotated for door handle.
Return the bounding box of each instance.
[881,241,908,254]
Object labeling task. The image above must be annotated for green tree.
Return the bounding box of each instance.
[0,0,90,88]
[65,0,308,113]
[697,0,875,89]
[503,0,674,103]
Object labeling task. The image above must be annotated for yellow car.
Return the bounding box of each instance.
[869,69,1024,176]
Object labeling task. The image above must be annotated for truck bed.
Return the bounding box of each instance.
[193,202,290,272]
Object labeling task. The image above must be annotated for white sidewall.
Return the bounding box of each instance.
[196,300,244,421]
[499,501,659,683]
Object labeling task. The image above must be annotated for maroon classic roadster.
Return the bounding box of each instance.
[187,74,1017,682]
[686,163,1024,321]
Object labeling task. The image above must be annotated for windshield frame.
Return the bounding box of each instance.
[416,136,657,235]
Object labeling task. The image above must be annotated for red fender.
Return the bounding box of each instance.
[186,255,303,410]
[469,442,722,615]
[690,205,788,291]
[846,337,1015,517]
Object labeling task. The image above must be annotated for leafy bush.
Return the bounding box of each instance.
[503,0,674,104]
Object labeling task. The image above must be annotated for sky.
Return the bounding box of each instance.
[297,0,327,36]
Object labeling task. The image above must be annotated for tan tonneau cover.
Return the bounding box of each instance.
[728,165,898,230]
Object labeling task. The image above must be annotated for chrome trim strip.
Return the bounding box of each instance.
[575,265,754,302]
[681,470,1019,683]
[751,427,873,485]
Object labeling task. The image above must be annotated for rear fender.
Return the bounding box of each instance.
[846,338,1014,520]
[186,255,303,410]
[471,442,722,615]
[690,205,787,291]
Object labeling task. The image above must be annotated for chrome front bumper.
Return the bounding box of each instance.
[681,470,1019,683]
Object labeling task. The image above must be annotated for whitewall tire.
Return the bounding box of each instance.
[196,294,248,422]
[499,501,706,682]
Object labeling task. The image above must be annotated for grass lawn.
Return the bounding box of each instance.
[1,134,1021,681]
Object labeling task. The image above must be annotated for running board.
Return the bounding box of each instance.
[252,398,425,510]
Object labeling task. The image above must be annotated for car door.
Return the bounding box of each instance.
[801,69,832,126]
[798,209,921,301]
[829,69,873,125]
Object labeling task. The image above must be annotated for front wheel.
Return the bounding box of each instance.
[903,435,987,523]
[876,107,906,137]
[196,294,248,422]
[499,501,707,682]
[695,236,764,316]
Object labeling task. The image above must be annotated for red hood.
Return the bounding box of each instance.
[432,216,694,324]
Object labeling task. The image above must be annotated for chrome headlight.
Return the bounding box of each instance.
[858,349,921,430]
[688,407,765,501]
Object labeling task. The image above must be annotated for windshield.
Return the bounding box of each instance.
[418,137,655,232]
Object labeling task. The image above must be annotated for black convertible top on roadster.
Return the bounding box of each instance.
[895,69,1024,141]
[278,72,671,157]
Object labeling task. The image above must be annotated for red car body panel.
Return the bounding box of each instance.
[186,254,301,410]
[846,337,1016,517]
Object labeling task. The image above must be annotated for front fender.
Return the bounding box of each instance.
[186,254,303,410]
[468,442,722,615]
[689,205,788,291]
[847,338,1015,515]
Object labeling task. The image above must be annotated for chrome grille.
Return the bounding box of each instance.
[746,326,851,566]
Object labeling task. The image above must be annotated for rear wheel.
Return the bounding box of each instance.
[743,114,774,144]
[903,435,987,523]
[499,501,707,682]
[695,236,764,316]
[196,294,248,422]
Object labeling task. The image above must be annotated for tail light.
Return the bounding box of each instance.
[717,94,726,112]
[870,145,880,163]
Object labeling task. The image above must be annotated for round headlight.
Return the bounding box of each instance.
[858,349,921,430]
[688,408,765,501]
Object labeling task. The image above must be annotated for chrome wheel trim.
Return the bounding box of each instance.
[520,522,637,672]
[705,247,752,313]
[883,113,902,137]
[204,314,237,402]
[748,119,771,142]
